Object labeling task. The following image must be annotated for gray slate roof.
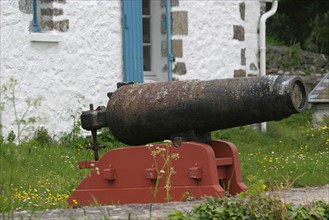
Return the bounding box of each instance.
[308,73,329,103]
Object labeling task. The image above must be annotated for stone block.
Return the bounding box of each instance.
[41,0,66,3]
[234,69,246,78]
[161,40,167,57]
[249,63,258,71]
[239,2,245,20]
[172,11,188,35]
[161,40,183,58]
[161,14,166,34]
[54,19,69,32]
[233,25,244,41]
[161,0,179,8]
[41,8,63,16]
[173,39,183,58]
[40,0,53,3]
[241,48,246,65]
[41,20,54,31]
[19,0,33,14]
[173,62,187,75]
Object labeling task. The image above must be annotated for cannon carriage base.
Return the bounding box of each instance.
[68,140,247,206]
[67,76,307,206]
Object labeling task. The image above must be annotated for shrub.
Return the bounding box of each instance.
[168,195,329,220]
[32,127,52,146]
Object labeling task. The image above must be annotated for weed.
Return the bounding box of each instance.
[2,78,43,142]
[147,140,179,203]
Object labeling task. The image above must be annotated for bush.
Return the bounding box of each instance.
[168,196,329,220]
[33,127,52,146]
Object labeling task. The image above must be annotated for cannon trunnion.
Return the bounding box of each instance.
[68,75,307,206]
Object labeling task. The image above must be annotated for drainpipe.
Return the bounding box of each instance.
[259,0,278,132]
[0,72,2,137]
[33,0,40,32]
[166,0,173,81]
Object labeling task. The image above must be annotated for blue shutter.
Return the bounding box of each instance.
[122,0,144,82]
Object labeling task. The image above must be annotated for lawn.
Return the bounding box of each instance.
[0,110,328,212]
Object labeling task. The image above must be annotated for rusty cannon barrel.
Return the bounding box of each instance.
[104,75,307,145]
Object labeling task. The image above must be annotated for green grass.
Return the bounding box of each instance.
[0,111,328,213]
[213,110,329,189]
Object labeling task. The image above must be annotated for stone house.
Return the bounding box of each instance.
[0,0,264,139]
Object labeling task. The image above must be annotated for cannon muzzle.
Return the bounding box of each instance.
[101,75,307,145]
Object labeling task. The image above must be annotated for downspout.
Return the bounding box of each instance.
[259,0,278,132]
[0,70,2,137]
[166,0,173,81]
[33,0,40,32]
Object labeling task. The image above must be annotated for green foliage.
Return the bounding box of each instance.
[7,131,16,143]
[59,121,89,150]
[169,176,329,219]
[168,196,329,220]
[267,0,329,54]
[267,36,285,46]
[98,128,125,149]
[305,11,329,54]
[280,43,303,68]
[32,127,52,146]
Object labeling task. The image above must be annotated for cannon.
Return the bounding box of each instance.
[68,75,307,206]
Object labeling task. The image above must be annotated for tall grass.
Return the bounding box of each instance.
[0,110,328,212]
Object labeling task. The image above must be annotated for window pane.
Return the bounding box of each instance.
[142,0,150,15]
[143,45,151,71]
[143,18,150,43]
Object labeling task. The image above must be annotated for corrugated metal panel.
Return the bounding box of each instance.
[122,0,144,82]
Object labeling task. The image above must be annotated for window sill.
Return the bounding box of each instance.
[29,33,63,42]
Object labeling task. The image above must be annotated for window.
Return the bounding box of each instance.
[142,0,151,72]
[122,0,168,82]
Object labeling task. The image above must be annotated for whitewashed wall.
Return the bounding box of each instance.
[175,0,261,80]
[0,0,261,140]
[0,0,123,139]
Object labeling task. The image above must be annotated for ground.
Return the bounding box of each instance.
[270,184,329,204]
[2,185,328,219]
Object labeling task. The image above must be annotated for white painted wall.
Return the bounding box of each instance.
[174,0,260,80]
[0,0,261,140]
[1,0,123,139]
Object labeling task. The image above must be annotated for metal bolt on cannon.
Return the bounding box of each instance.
[68,75,307,206]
